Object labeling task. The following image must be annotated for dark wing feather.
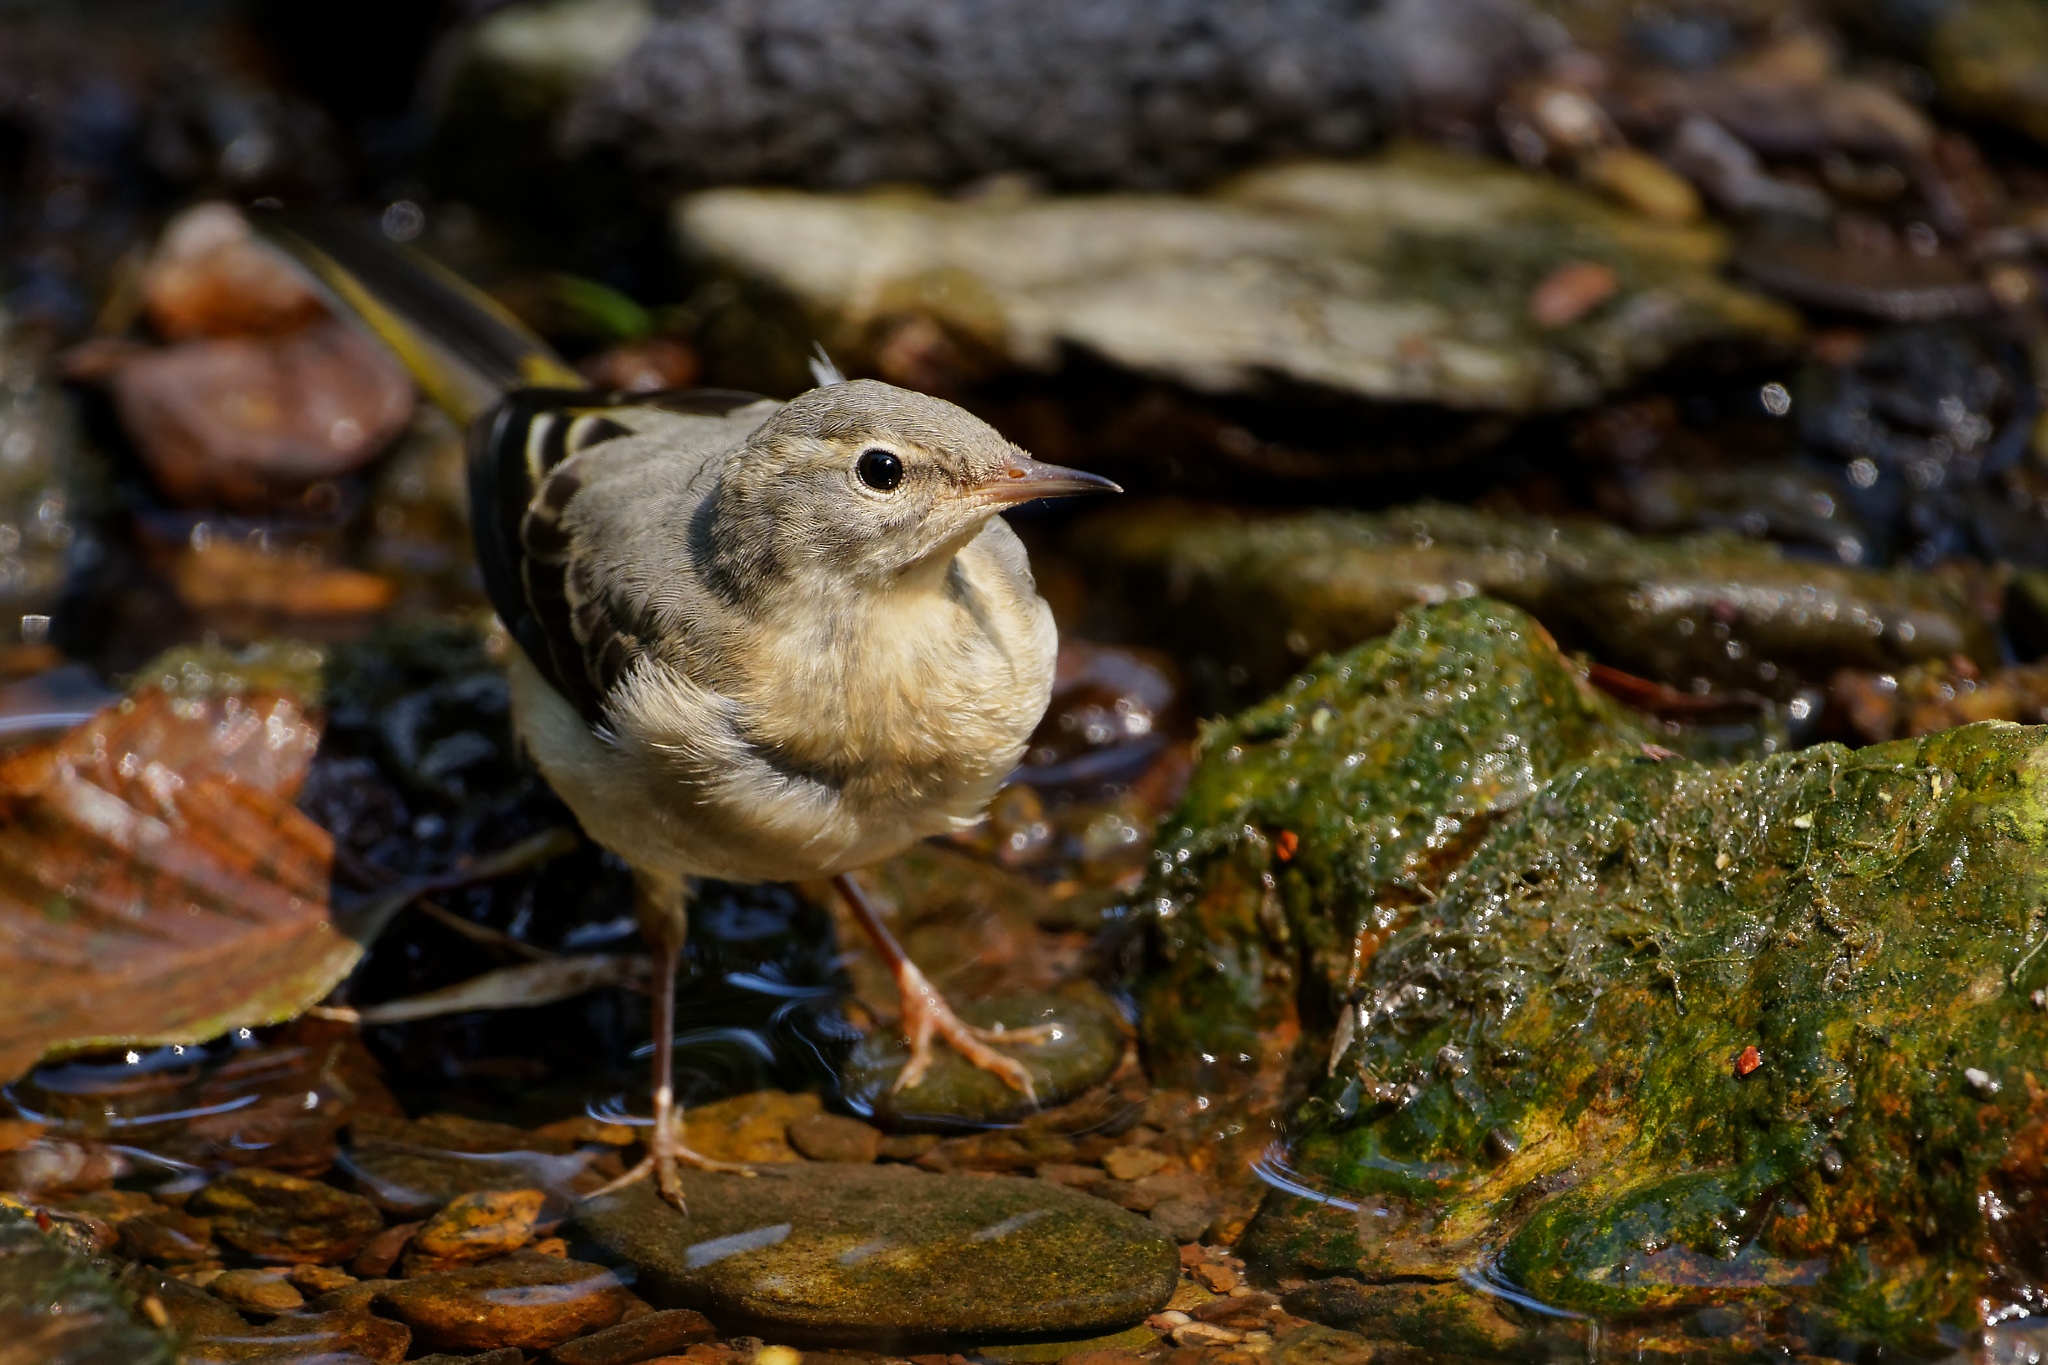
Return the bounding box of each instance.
[467,386,766,728]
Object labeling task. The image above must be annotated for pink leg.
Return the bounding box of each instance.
[585,895,751,1211]
[833,872,1053,1103]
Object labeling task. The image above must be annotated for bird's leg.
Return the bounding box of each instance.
[832,872,1055,1103]
[585,875,752,1211]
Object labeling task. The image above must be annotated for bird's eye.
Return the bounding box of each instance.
[856,448,903,492]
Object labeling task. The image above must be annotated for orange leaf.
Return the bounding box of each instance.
[0,668,360,1083]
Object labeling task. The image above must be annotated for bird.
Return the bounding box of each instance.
[259,213,1118,1208]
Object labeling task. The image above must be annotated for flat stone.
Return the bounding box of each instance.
[787,1114,882,1164]
[118,1210,217,1264]
[676,145,1796,415]
[190,1168,385,1265]
[183,1308,411,1364]
[842,989,1124,1129]
[677,1090,820,1164]
[349,1221,420,1277]
[543,1307,717,1364]
[378,1249,634,1351]
[402,1188,545,1273]
[208,1267,303,1316]
[576,1161,1176,1345]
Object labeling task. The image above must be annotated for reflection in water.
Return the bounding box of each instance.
[685,1222,792,1269]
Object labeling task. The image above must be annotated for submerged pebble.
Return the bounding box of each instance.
[576,1162,1177,1344]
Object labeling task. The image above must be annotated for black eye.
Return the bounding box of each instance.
[856,447,903,492]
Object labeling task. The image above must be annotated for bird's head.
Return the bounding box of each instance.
[706,379,1117,600]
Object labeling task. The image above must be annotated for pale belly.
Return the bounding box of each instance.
[506,643,1040,885]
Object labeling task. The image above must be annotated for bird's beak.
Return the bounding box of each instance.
[973,457,1122,505]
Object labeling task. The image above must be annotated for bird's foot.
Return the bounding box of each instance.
[892,958,1052,1104]
[582,1109,754,1212]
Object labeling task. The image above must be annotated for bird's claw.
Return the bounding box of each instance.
[582,1109,754,1212]
[891,961,1046,1105]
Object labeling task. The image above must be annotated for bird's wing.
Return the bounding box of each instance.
[469,387,768,728]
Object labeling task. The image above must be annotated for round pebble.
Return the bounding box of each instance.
[378,1248,634,1350]
[788,1113,884,1163]
[191,1168,384,1264]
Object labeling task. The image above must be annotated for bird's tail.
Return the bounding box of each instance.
[250,210,587,426]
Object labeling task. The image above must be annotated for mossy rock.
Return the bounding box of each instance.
[1076,499,1996,704]
[1138,597,2048,1353]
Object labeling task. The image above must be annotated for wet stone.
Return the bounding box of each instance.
[676,145,1795,414]
[378,1249,634,1351]
[416,1352,527,1365]
[208,1309,412,1365]
[191,1168,385,1265]
[0,1207,178,1365]
[309,1278,400,1314]
[787,1113,883,1164]
[843,989,1125,1129]
[118,1209,217,1264]
[402,1187,546,1273]
[575,1160,1177,1345]
[677,1090,821,1163]
[1149,596,2048,1347]
[208,1266,304,1316]
[339,1138,597,1219]
[350,1221,420,1278]
[285,1263,356,1296]
[543,1308,718,1364]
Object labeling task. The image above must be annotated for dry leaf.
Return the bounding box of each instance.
[346,955,645,1026]
[0,649,358,1082]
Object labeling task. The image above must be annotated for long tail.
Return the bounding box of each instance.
[250,210,587,425]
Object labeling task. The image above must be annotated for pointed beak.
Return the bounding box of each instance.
[974,457,1122,506]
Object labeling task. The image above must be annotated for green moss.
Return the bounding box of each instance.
[1139,597,2048,1350]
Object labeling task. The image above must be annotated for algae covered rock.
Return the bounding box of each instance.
[1137,597,1653,1089]
[1138,596,2048,1353]
[1078,499,1996,703]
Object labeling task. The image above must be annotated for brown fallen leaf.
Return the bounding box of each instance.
[142,203,328,342]
[168,540,398,619]
[107,319,415,512]
[0,645,359,1083]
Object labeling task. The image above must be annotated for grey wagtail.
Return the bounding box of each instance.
[258,213,1118,1208]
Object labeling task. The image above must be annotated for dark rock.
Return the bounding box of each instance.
[117,1210,216,1265]
[1794,324,2041,568]
[787,1113,883,1163]
[843,988,1125,1128]
[1077,499,1997,709]
[190,1169,385,1265]
[1146,1199,1218,1244]
[0,1206,177,1365]
[543,1307,718,1364]
[416,1352,526,1365]
[1927,0,2048,146]
[576,1161,1177,1345]
[557,0,1538,190]
[308,1278,400,1314]
[377,1249,633,1351]
[348,1222,419,1278]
